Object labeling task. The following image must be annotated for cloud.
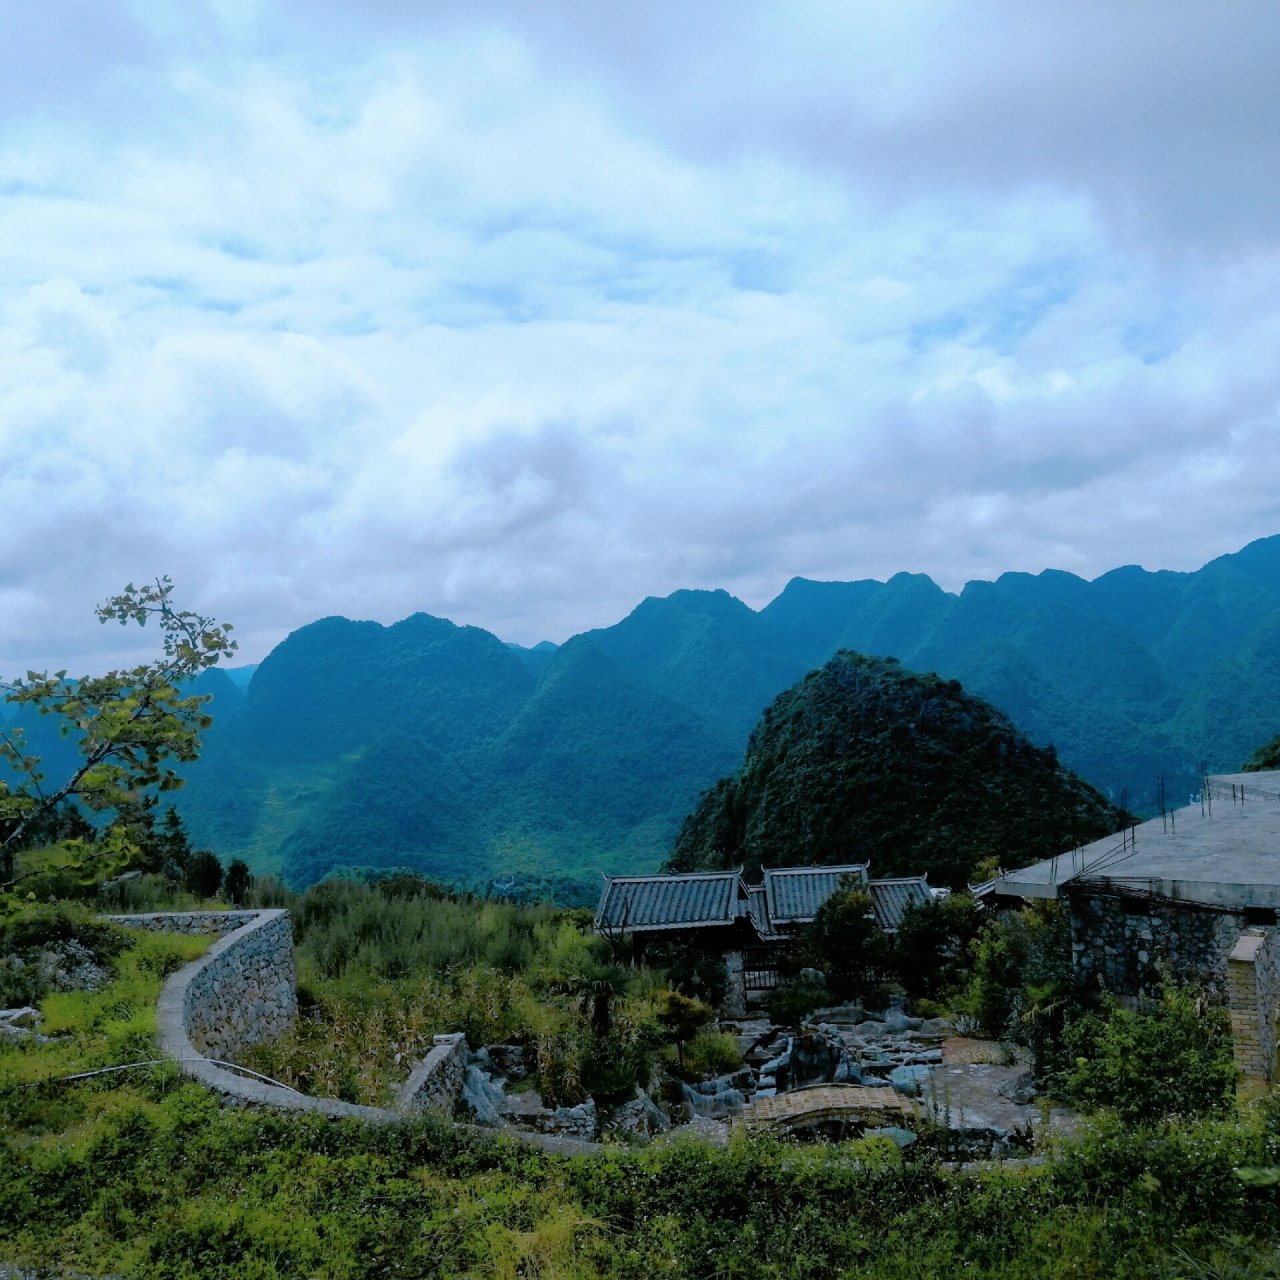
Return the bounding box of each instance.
[1,1,1279,674]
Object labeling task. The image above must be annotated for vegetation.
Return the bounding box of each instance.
[1,578,235,886]
[670,653,1124,887]
[1053,987,1236,1125]
[3,929,1279,1277]
[237,876,699,1109]
[1243,731,1280,772]
[150,536,1280,895]
[2,850,1276,1277]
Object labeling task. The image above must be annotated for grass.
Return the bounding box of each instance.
[2,925,1280,1278]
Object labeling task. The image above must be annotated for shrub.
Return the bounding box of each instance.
[678,1030,741,1079]
[1054,985,1236,1125]
[767,978,834,1025]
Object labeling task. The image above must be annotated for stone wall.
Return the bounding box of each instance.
[137,909,597,1152]
[109,910,261,938]
[395,1033,468,1112]
[1069,892,1247,998]
[1227,928,1279,1083]
[116,909,298,1060]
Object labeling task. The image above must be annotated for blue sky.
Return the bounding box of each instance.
[3,1,1280,672]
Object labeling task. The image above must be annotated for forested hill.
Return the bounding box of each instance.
[667,653,1124,888]
[145,533,1280,894]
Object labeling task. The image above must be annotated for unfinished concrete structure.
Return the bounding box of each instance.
[989,771,1280,1084]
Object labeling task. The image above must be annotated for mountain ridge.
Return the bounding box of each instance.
[150,533,1280,893]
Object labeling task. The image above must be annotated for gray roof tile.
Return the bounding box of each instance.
[594,870,744,932]
[763,864,868,925]
[868,877,932,931]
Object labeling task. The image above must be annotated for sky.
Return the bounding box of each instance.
[3,1,1280,673]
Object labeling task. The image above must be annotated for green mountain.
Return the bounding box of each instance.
[667,652,1125,888]
[20,534,1280,894]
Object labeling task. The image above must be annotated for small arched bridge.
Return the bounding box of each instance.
[740,1084,916,1137]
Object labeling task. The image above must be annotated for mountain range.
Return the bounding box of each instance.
[10,536,1280,899]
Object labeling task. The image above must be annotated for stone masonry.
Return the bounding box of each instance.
[1069,892,1248,999]
[1227,928,1279,1084]
[114,909,298,1059]
[395,1032,468,1112]
[133,908,596,1152]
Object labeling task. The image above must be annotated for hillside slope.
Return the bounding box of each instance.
[668,652,1125,887]
[154,534,1280,892]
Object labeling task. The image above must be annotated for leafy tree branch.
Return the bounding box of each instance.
[0,578,235,885]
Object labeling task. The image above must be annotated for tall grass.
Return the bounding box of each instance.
[241,877,671,1108]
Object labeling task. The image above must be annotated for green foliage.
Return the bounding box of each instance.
[1,578,234,887]
[642,939,728,1006]
[677,1029,741,1079]
[1054,986,1237,1125]
[892,893,983,1000]
[182,850,224,899]
[0,902,131,1007]
[654,989,714,1069]
[126,536,1280,894]
[1243,731,1280,772]
[963,925,1024,1039]
[239,878,672,1109]
[669,653,1125,888]
[224,857,252,905]
[955,902,1072,1043]
[3,1050,1279,1278]
[800,882,886,998]
[767,978,835,1025]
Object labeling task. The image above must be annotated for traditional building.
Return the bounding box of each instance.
[594,862,933,1016]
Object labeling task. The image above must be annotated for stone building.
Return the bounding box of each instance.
[988,770,1280,1084]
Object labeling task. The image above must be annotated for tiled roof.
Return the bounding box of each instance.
[594,870,745,933]
[868,876,932,931]
[746,886,785,941]
[762,864,868,925]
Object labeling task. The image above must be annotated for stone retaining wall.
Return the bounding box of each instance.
[1069,892,1246,997]
[395,1032,468,1112]
[134,909,595,1153]
[108,910,261,938]
[114,909,298,1059]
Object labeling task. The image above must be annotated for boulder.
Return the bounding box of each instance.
[460,1064,509,1126]
[683,1079,747,1119]
[917,1017,956,1038]
[996,1070,1039,1105]
[882,1008,923,1034]
[605,1089,670,1139]
[485,1043,528,1080]
[808,1004,868,1025]
[888,1065,933,1097]
[0,1007,41,1029]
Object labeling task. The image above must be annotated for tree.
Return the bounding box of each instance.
[0,578,235,886]
[224,857,252,905]
[184,850,224,899]
[655,989,713,1070]
[801,880,887,998]
[893,892,983,999]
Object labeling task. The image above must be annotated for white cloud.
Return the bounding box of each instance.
[1,1,1279,674]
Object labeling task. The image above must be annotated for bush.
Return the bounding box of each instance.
[767,978,834,1026]
[800,884,886,999]
[678,1030,741,1079]
[1054,985,1236,1125]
